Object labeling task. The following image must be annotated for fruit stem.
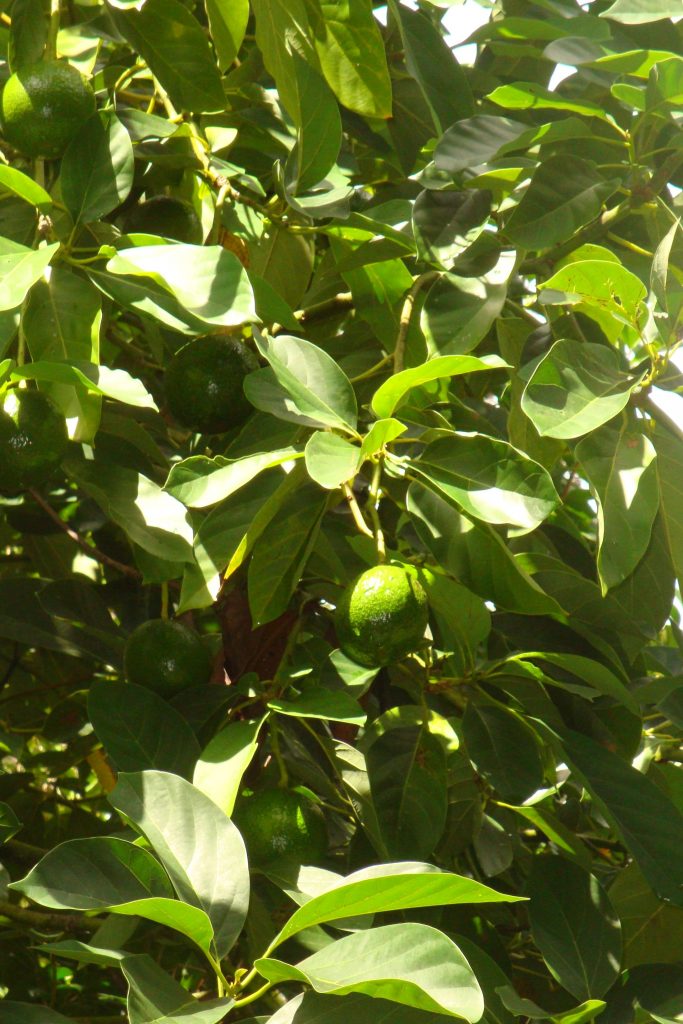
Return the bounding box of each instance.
[394,271,440,374]
[46,0,60,60]
[160,581,169,619]
[233,980,273,1008]
[342,482,373,539]
[367,459,386,563]
[269,718,289,787]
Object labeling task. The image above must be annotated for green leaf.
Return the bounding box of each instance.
[110,770,250,957]
[609,862,683,968]
[562,728,683,907]
[248,332,358,432]
[411,433,559,529]
[165,447,304,508]
[8,0,47,70]
[371,354,508,419]
[247,481,327,625]
[653,427,683,592]
[121,954,233,1024]
[61,112,134,225]
[407,484,561,615]
[389,2,473,132]
[527,857,622,999]
[600,0,682,23]
[88,681,201,780]
[250,0,317,120]
[270,861,523,948]
[285,53,342,193]
[0,801,21,845]
[421,253,516,355]
[0,240,60,312]
[204,0,248,69]
[576,426,659,592]
[0,1005,73,1024]
[10,835,174,909]
[505,156,619,250]
[0,165,52,211]
[488,82,612,120]
[64,455,194,563]
[256,923,483,1021]
[310,0,392,119]
[539,259,647,341]
[434,115,528,174]
[106,244,256,330]
[522,339,644,439]
[193,717,267,816]
[269,690,366,725]
[463,701,545,805]
[304,431,360,489]
[366,724,448,860]
[268,992,486,1024]
[413,190,491,267]
[13,360,155,410]
[112,0,225,112]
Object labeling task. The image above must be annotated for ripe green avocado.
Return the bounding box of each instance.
[0,391,69,494]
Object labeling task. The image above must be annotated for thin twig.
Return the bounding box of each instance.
[0,899,99,932]
[342,483,374,538]
[394,272,440,373]
[29,491,141,581]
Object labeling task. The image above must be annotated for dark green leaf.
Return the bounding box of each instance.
[113,0,225,112]
[88,681,201,779]
[527,857,622,999]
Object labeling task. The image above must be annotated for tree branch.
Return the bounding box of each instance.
[0,899,99,932]
[394,272,440,373]
[29,491,142,581]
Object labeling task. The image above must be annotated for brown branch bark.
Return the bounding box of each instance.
[29,490,142,581]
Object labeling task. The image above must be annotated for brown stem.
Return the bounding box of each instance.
[394,272,440,373]
[0,899,99,932]
[29,490,141,581]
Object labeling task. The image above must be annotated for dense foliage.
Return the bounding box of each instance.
[1,0,683,1021]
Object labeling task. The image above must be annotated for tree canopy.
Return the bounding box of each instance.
[1,0,683,1022]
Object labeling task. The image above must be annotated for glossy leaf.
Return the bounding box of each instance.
[10,836,174,909]
[110,771,250,957]
[366,724,448,860]
[527,857,622,999]
[312,0,392,118]
[248,332,358,432]
[112,0,225,112]
[61,112,134,225]
[505,156,619,250]
[576,426,659,592]
[0,240,59,312]
[304,431,360,489]
[248,482,327,624]
[463,701,545,805]
[165,447,304,509]
[0,165,52,210]
[270,861,523,948]
[421,253,517,355]
[412,433,559,529]
[522,339,644,439]
[257,923,483,1020]
[204,0,249,69]
[193,717,266,815]
[371,354,507,419]
[562,729,683,907]
[106,244,256,330]
[89,681,201,779]
[390,2,473,131]
[609,862,683,968]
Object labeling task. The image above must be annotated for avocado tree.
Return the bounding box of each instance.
[1,0,683,1021]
